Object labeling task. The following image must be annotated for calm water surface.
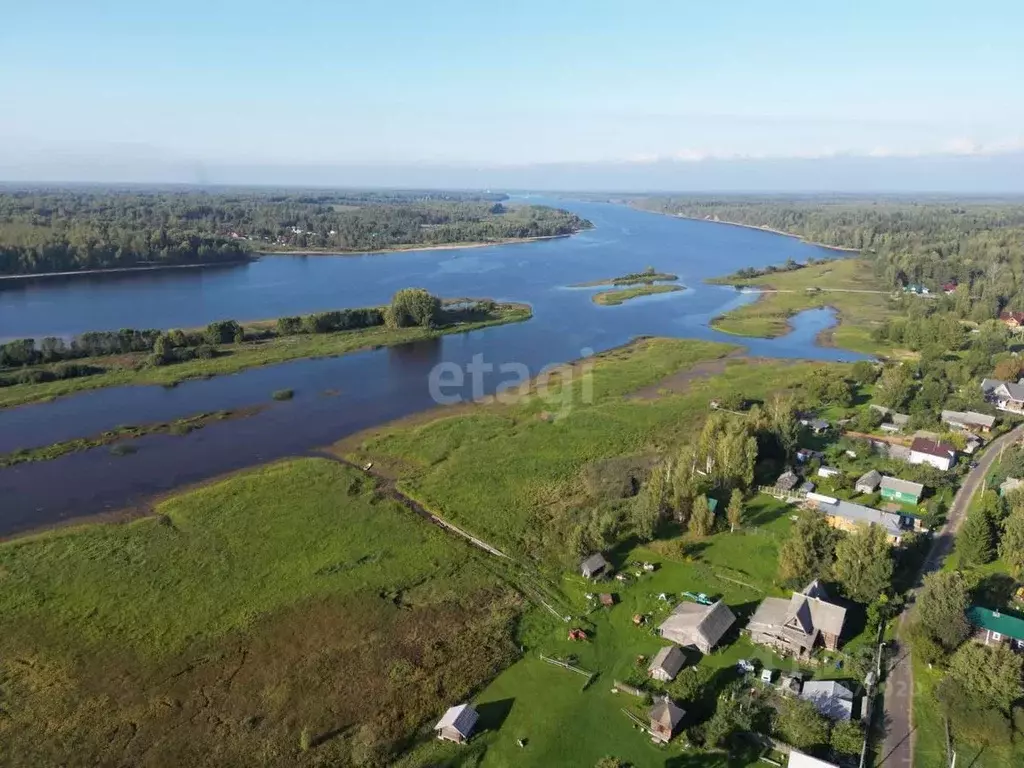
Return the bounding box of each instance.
[0,200,869,535]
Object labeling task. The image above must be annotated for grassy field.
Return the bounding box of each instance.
[593,284,684,305]
[0,458,521,766]
[0,302,531,409]
[706,259,900,355]
[340,337,852,569]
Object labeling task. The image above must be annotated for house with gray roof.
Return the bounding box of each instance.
[800,680,856,720]
[747,580,847,656]
[855,469,882,494]
[658,599,736,654]
[434,703,479,743]
[806,493,906,542]
[775,470,800,492]
[941,409,996,433]
[880,476,924,505]
[648,645,687,682]
[648,696,686,743]
[869,404,909,428]
[987,379,1024,413]
[580,552,609,579]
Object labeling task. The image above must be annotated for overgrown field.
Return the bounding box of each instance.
[707,259,899,355]
[0,458,521,766]
[341,337,845,570]
[593,283,683,305]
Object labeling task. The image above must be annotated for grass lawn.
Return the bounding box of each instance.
[0,458,521,766]
[705,259,901,356]
[0,301,531,409]
[593,283,684,305]
[340,338,847,569]
[397,496,866,768]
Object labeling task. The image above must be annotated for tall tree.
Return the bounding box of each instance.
[778,511,838,586]
[958,509,995,566]
[726,488,744,533]
[689,495,715,537]
[833,524,894,603]
[632,464,667,541]
[773,697,829,751]
[945,642,1023,715]
[916,570,970,652]
[999,508,1024,577]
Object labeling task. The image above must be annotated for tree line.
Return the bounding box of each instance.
[633,195,1024,319]
[0,289,456,387]
[0,189,591,275]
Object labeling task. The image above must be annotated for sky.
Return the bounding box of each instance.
[2,0,1023,190]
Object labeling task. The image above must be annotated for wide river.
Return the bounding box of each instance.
[0,198,868,536]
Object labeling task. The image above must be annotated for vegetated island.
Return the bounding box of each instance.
[577,266,686,306]
[0,290,531,409]
[0,188,592,277]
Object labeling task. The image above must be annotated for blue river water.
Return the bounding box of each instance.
[0,199,869,535]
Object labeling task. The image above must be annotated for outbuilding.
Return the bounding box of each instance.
[580,553,609,579]
[855,469,881,494]
[648,696,686,743]
[647,645,687,682]
[879,476,924,505]
[434,703,479,744]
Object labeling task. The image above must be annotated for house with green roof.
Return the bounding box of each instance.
[967,606,1024,650]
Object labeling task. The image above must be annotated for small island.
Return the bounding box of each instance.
[574,267,685,305]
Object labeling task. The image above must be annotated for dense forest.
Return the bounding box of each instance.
[633,196,1024,316]
[0,188,592,276]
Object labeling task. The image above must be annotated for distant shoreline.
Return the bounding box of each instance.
[0,259,251,283]
[638,207,862,253]
[253,232,575,257]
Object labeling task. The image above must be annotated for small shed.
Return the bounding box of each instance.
[855,469,882,494]
[599,593,616,607]
[817,466,841,479]
[648,696,686,743]
[775,470,800,492]
[580,552,609,579]
[434,703,479,744]
[647,645,687,682]
[880,476,924,505]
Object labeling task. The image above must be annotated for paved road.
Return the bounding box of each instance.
[878,423,1024,767]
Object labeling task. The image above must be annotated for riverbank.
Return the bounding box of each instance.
[0,258,252,283]
[0,300,533,409]
[253,232,578,256]
[634,205,862,253]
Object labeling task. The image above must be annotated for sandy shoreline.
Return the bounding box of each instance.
[637,207,861,253]
[253,233,574,257]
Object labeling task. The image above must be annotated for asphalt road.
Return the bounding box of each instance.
[878,422,1024,767]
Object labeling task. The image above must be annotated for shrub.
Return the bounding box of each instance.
[272,389,294,401]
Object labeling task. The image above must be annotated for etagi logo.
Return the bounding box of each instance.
[428,349,595,417]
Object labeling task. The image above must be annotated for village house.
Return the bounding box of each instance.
[800,417,830,434]
[967,606,1024,651]
[434,703,479,744]
[580,553,609,579]
[855,469,882,494]
[805,493,905,543]
[788,751,840,768]
[941,409,996,434]
[648,697,686,742]
[1000,310,1024,329]
[800,680,856,721]
[869,404,910,431]
[879,476,924,505]
[647,645,687,682]
[658,599,736,654]
[908,437,957,471]
[747,580,847,656]
[982,378,1024,412]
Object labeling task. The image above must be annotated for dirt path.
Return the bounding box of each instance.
[878,423,1024,767]
[314,451,509,559]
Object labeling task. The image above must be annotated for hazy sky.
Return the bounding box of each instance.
[3,0,1023,188]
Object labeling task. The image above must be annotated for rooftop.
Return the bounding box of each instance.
[435,703,479,737]
[880,475,924,497]
[910,437,957,459]
[967,606,1024,642]
[807,494,904,538]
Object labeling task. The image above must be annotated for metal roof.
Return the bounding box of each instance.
[435,703,479,737]
[967,606,1024,641]
[880,476,924,498]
